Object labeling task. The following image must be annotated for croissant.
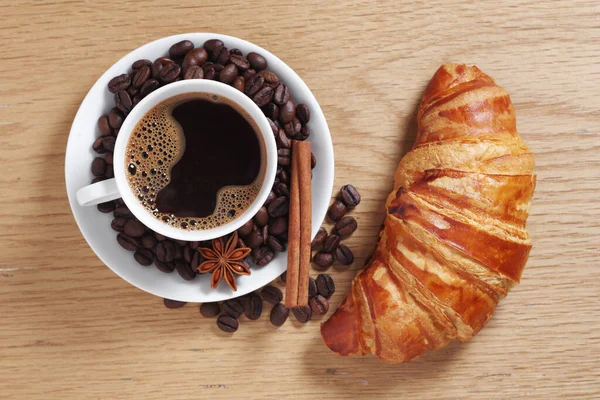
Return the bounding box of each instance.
[321,63,536,363]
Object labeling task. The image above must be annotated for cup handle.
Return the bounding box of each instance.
[76,179,121,206]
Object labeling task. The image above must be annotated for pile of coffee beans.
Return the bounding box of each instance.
[91,38,316,280]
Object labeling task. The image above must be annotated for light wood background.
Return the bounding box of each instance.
[1,1,599,399]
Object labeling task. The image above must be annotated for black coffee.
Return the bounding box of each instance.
[125,93,264,230]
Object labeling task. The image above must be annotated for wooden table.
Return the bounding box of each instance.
[1,1,599,399]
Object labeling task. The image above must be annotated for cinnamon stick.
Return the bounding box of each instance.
[296,141,312,306]
[284,141,301,307]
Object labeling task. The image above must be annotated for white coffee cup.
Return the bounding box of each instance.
[76,79,277,241]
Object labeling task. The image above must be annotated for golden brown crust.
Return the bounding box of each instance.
[321,63,536,363]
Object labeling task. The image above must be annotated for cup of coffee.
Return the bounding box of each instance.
[76,80,278,241]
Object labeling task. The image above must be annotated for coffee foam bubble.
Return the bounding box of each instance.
[125,94,261,231]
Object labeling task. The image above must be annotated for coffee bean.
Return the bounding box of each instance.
[311,152,317,169]
[267,117,279,136]
[111,217,127,232]
[261,225,269,245]
[242,68,256,81]
[292,305,312,323]
[132,65,151,88]
[215,47,230,65]
[169,40,194,60]
[105,168,114,179]
[232,76,245,92]
[217,314,238,333]
[164,298,186,309]
[188,241,200,250]
[140,79,160,97]
[261,285,283,305]
[272,83,290,106]
[308,277,318,298]
[247,52,267,70]
[124,219,146,237]
[273,182,289,198]
[264,190,277,206]
[335,216,358,237]
[323,234,341,253]
[271,130,290,152]
[254,206,269,226]
[200,302,220,317]
[183,65,203,80]
[243,293,263,320]
[277,167,289,183]
[155,260,175,273]
[262,102,279,121]
[182,47,209,73]
[191,251,202,271]
[159,63,181,84]
[182,246,192,263]
[132,59,151,70]
[219,63,238,84]
[327,200,347,221]
[316,273,335,298]
[334,244,354,266]
[268,197,288,217]
[270,303,289,326]
[295,125,310,141]
[296,103,311,124]
[105,153,113,166]
[173,244,183,260]
[313,252,334,269]
[114,206,134,219]
[108,74,131,93]
[244,228,264,249]
[141,233,157,249]
[237,219,254,237]
[97,115,112,136]
[277,148,291,166]
[253,246,274,266]
[134,248,154,266]
[203,66,216,80]
[97,201,115,213]
[155,240,176,262]
[127,86,139,97]
[115,90,132,113]
[245,73,264,97]
[259,70,279,84]
[226,54,248,71]
[105,109,123,132]
[269,216,288,237]
[267,235,285,252]
[175,260,196,281]
[203,39,224,53]
[279,100,296,124]
[340,184,361,208]
[310,295,329,315]
[311,227,328,249]
[223,299,243,318]
[91,157,107,176]
[284,118,301,137]
[117,232,139,251]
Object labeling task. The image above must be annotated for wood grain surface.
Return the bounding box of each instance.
[1,1,599,399]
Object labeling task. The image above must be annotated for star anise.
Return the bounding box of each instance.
[197,231,251,291]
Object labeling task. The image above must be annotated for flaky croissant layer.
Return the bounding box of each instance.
[321,63,536,363]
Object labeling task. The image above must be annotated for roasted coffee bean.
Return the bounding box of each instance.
[261,225,269,245]
[114,206,134,219]
[267,117,279,136]
[141,233,157,249]
[200,302,221,317]
[173,244,184,260]
[111,217,127,232]
[105,153,113,166]
[262,285,283,305]
[292,305,312,323]
[215,47,230,65]
[316,273,335,298]
[308,277,318,298]
[268,197,289,217]
[115,90,132,113]
[132,65,151,88]
[223,299,243,318]
[247,52,267,70]
[229,54,250,70]
[188,241,200,250]
[295,125,310,141]
[335,216,358,237]
[191,251,202,271]
[323,234,341,253]
[327,200,347,221]
[243,293,263,320]
[244,228,264,249]
[259,70,279,84]
[232,76,245,92]
[183,246,192,263]
[311,227,328,249]
[164,298,186,309]
[313,252,334,270]
[159,63,181,83]
[245,73,264,97]
[183,65,203,80]
[108,74,131,93]
[134,248,154,266]
[242,68,256,81]
[117,232,139,251]
[155,260,175,273]
[277,167,289,183]
[334,244,354,266]
[105,168,114,179]
[96,200,115,213]
[140,79,160,97]
[91,157,106,176]
[273,83,290,105]
[132,59,151,70]
[284,117,302,137]
[310,295,329,315]
[267,235,285,252]
[311,152,317,169]
[274,182,289,198]
[169,40,194,60]
[253,246,274,266]
[124,219,146,237]
[203,39,224,53]
[254,206,269,226]
[203,66,216,80]
[217,314,238,333]
[127,86,139,97]
[97,115,112,136]
[277,148,291,166]
[340,184,361,208]
[107,107,124,130]
[155,240,176,262]
[269,216,288,236]
[270,303,289,326]
[182,48,209,72]
[237,219,254,238]
[97,136,115,153]
[279,100,296,124]
[262,102,279,121]
[275,128,291,149]
[175,260,196,281]
[219,63,238,84]
[264,190,277,206]
[212,63,225,73]
[296,103,311,124]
